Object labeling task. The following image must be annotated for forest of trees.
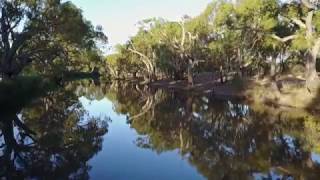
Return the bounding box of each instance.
[105,0,320,92]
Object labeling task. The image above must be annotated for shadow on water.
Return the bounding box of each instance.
[104,81,320,180]
[0,77,108,179]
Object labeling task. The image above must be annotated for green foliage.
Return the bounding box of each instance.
[0,0,107,77]
[104,0,320,82]
[291,33,310,50]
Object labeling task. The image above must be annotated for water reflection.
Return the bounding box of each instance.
[0,79,320,179]
[0,79,108,179]
[105,81,320,179]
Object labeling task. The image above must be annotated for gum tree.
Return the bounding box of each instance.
[272,0,320,90]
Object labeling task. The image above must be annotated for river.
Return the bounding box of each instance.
[0,78,320,179]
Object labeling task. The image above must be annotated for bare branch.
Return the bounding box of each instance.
[128,48,149,61]
[128,48,153,73]
[271,34,297,43]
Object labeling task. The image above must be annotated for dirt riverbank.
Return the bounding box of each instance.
[146,74,320,112]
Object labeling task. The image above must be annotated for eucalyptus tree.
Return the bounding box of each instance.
[123,7,215,85]
[272,0,320,90]
[0,0,107,78]
[154,18,201,85]
[155,5,216,85]
[171,17,210,85]
[125,18,168,82]
[105,53,121,78]
[214,0,282,78]
[220,0,320,88]
[106,0,320,90]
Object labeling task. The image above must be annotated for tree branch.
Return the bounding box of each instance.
[179,21,186,48]
[306,10,314,39]
[312,37,320,57]
[128,48,150,61]
[192,59,205,67]
[301,0,316,9]
[128,48,153,73]
[291,17,306,29]
[1,8,10,54]
[271,34,297,43]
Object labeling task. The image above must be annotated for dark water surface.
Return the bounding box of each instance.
[1,79,320,179]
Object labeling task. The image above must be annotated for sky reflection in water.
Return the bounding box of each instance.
[81,97,205,180]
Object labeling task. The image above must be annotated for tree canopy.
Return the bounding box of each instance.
[0,0,107,78]
[104,0,320,91]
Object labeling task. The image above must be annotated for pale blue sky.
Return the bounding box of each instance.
[71,0,212,49]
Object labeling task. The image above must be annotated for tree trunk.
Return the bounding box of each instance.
[305,50,320,91]
[150,66,157,82]
[304,10,320,91]
[0,59,13,79]
[305,38,320,91]
[219,66,224,84]
[237,48,243,78]
[270,56,277,80]
[187,60,194,87]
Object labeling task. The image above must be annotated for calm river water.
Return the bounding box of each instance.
[0,79,320,179]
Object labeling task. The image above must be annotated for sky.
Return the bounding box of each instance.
[71,0,212,51]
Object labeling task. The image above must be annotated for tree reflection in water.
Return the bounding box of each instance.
[1,79,320,179]
[0,79,108,179]
[105,81,320,180]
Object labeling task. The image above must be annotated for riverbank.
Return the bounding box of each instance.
[245,77,320,112]
[150,73,245,98]
[151,79,246,100]
[147,74,320,111]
